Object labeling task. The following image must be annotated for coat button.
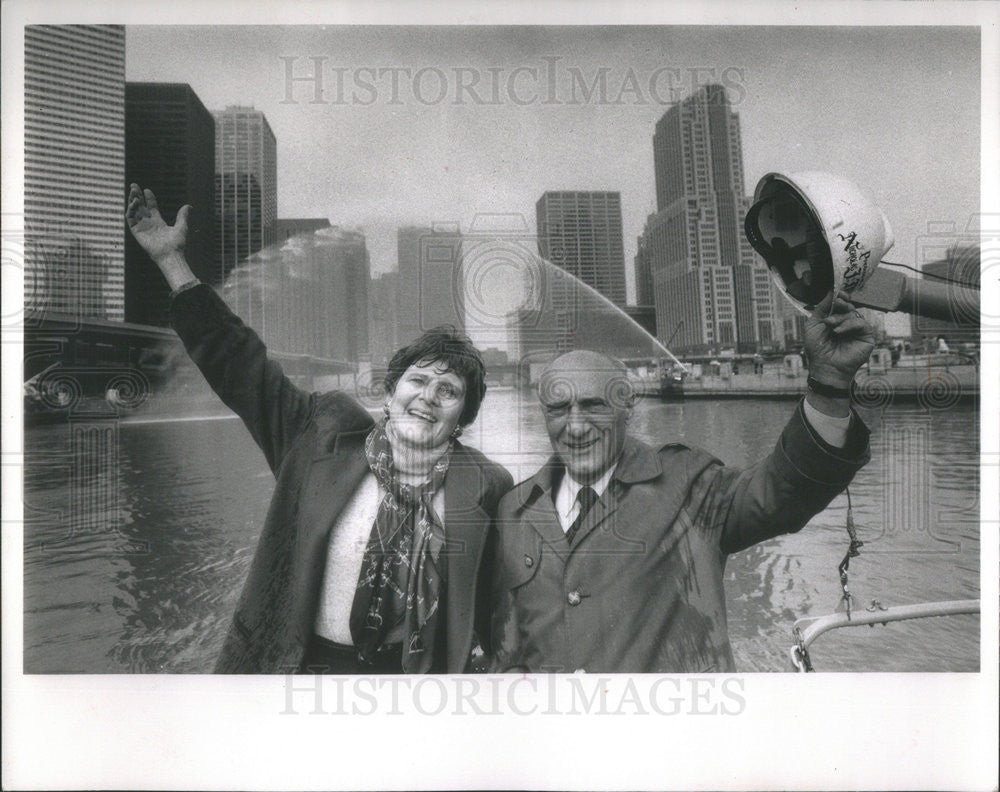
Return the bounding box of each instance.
[524,555,534,568]
[567,590,582,606]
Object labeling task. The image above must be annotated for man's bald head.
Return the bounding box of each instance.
[539,350,634,411]
[537,349,634,484]
[542,349,627,378]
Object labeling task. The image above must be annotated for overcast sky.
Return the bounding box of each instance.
[126,25,980,329]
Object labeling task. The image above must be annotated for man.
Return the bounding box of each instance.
[492,294,873,673]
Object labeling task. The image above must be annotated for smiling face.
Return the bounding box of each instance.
[385,359,467,451]
[538,351,633,485]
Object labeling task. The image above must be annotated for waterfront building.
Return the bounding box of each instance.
[634,219,657,308]
[535,191,627,308]
[782,308,809,349]
[368,271,400,369]
[214,106,277,330]
[24,24,126,321]
[223,226,370,362]
[644,83,782,354]
[125,82,216,326]
[396,225,465,346]
[910,244,980,346]
[624,305,657,340]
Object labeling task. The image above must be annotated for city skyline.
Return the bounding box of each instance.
[123,24,981,338]
[18,23,982,352]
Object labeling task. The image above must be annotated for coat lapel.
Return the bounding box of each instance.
[516,461,570,561]
[443,444,492,671]
[291,426,372,647]
[522,499,569,561]
[568,437,663,549]
[297,430,498,673]
[569,487,619,547]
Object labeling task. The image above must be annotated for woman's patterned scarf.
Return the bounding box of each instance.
[350,419,452,672]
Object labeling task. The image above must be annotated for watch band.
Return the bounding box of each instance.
[806,376,852,399]
[169,278,202,301]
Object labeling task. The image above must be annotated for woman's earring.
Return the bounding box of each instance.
[383,403,391,419]
[451,426,463,439]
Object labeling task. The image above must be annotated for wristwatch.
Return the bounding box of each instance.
[806,376,851,399]
[169,278,202,301]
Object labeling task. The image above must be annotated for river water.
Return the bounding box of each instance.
[23,392,980,673]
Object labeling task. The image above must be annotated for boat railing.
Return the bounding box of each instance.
[789,599,980,672]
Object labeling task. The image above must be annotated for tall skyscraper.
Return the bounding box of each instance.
[396,225,465,346]
[24,25,126,321]
[535,191,627,307]
[634,217,657,307]
[125,83,216,326]
[645,83,782,353]
[214,106,277,329]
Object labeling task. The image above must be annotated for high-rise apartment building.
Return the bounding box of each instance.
[396,226,465,346]
[24,25,126,321]
[535,191,627,308]
[215,106,277,329]
[645,84,782,353]
[125,83,216,326]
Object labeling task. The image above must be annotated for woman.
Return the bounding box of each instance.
[126,184,512,673]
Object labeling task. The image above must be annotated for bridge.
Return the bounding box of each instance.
[22,310,357,399]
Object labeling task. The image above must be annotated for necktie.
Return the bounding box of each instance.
[565,486,598,545]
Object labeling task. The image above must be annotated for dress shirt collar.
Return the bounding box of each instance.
[555,464,617,523]
[516,436,664,509]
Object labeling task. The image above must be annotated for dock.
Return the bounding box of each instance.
[634,357,979,403]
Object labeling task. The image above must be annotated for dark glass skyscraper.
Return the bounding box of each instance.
[125,82,216,326]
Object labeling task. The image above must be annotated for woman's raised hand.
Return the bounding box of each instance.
[125,184,198,290]
[126,183,190,264]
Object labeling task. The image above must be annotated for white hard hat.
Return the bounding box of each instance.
[746,171,894,313]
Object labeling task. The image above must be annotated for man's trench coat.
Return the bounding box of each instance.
[492,405,871,674]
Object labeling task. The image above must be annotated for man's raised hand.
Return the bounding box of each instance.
[804,292,876,390]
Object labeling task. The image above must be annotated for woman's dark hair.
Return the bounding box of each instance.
[384,325,487,428]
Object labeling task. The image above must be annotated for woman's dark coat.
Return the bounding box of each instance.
[170,284,512,673]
